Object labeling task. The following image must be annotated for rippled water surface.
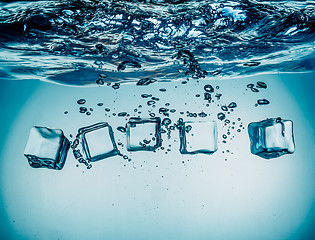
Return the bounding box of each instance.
[0,0,314,85]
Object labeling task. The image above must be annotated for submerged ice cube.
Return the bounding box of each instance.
[179,121,218,155]
[248,118,295,159]
[126,117,162,151]
[24,126,70,170]
[79,122,118,162]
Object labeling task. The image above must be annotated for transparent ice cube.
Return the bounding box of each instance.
[248,118,295,159]
[24,126,70,170]
[78,122,118,162]
[179,121,218,154]
[126,117,162,151]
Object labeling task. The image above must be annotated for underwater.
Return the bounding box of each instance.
[0,0,315,239]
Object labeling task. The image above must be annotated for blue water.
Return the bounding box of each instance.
[0,0,314,84]
[0,0,315,239]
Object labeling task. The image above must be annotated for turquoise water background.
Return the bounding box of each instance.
[1,0,315,238]
[0,72,315,239]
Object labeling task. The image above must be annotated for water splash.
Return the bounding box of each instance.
[0,0,314,85]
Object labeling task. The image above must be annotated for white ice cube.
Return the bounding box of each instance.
[127,117,162,151]
[179,121,218,155]
[24,126,69,170]
[79,122,118,162]
[248,118,295,159]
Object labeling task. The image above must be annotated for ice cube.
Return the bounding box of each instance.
[78,122,118,162]
[126,117,162,151]
[24,126,70,170]
[248,118,295,159]
[179,121,218,154]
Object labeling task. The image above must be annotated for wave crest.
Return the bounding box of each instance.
[0,0,314,85]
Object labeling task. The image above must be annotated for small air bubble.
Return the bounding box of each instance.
[251,88,259,93]
[79,107,87,113]
[141,94,152,98]
[118,112,127,117]
[112,83,120,90]
[96,79,104,85]
[228,102,237,108]
[204,84,214,92]
[257,99,270,105]
[221,106,228,111]
[256,81,267,89]
[217,112,225,121]
[99,73,107,78]
[147,100,155,106]
[77,99,86,105]
[117,126,126,133]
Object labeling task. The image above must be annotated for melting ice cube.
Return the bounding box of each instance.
[179,121,218,155]
[24,126,70,170]
[248,118,295,159]
[78,122,118,162]
[126,117,162,151]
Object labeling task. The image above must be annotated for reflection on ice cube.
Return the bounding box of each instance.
[248,118,295,159]
[179,121,218,155]
[24,126,70,170]
[126,117,162,151]
[79,122,118,162]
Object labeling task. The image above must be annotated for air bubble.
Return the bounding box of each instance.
[198,112,207,117]
[204,84,214,93]
[204,92,211,101]
[118,112,127,117]
[185,125,192,133]
[228,102,237,108]
[79,107,87,113]
[77,99,86,105]
[147,100,155,106]
[141,94,152,98]
[257,99,270,105]
[162,118,172,126]
[112,83,120,90]
[251,88,259,92]
[99,73,107,78]
[256,81,267,89]
[96,79,105,85]
[221,106,228,111]
[136,77,156,86]
[217,112,225,121]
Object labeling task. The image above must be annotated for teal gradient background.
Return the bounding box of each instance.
[0,72,315,239]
